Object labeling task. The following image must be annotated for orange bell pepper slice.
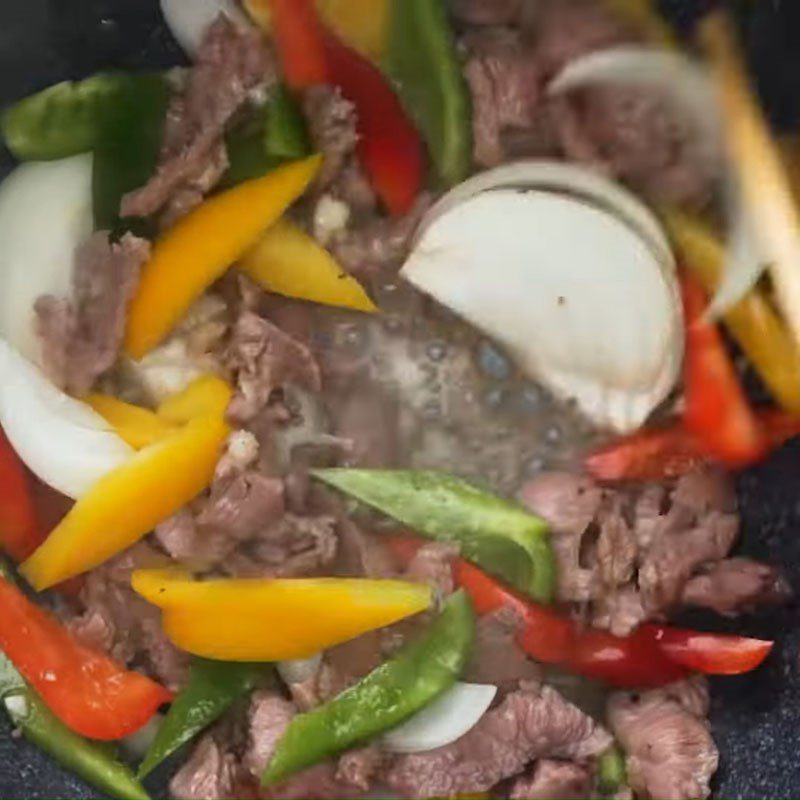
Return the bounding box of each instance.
[20,377,232,590]
[239,219,377,313]
[125,155,322,360]
[132,568,432,661]
[0,575,172,740]
[84,394,177,449]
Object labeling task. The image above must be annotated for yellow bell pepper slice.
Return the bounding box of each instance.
[131,569,432,661]
[156,374,232,425]
[124,155,322,360]
[20,380,233,591]
[85,394,176,449]
[239,219,377,313]
[244,0,389,61]
[663,209,800,413]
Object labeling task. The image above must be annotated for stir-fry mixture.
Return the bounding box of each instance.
[3,0,800,798]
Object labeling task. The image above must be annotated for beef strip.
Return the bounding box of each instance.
[386,683,612,797]
[463,28,543,167]
[170,729,242,800]
[520,467,786,635]
[465,606,543,691]
[122,16,274,222]
[226,311,322,425]
[509,758,593,799]
[682,557,792,615]
[68,541,189,690]
[36,232,148,394]
[608,679,718,800]
[403,542,458,597]
[452,0,522,26]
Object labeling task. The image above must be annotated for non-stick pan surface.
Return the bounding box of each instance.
[2,1,800,797]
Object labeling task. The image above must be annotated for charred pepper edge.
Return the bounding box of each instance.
[261,589,475,787]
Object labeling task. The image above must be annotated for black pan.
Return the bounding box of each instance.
[2,1,800,797]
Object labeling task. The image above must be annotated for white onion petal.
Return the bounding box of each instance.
[0,341,133,499]
[417,159,674,272]
[160,0,251,57]
[121,713,164,759]
[402,190,683,433]
[548,46,722,172]
[277,654,323,685]
[0,155,93,366]
[382,682,497,754]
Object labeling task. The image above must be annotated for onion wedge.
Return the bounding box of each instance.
[402,190,683,433]
[698,11,800,342]
[417,160,674,271]
[0,155,93,366]
[160,0,250,57]
[382,682,497,754]
[0,341,133,499]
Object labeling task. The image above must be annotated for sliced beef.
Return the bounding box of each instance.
[452,0,522,26]
[226,310,322,425]
[335,746,383,792]
[519,467,780,635]
[466,606,542,691]
[329,194,430,277]
[170,729,242,800]
[463,29,542,167]
[36,232,148,394]
[682,557,792,616]
[533,0,635,76]
[509,759,593,799]
[301,85,359,192]
[122,16,273,221]
[608,680,718,800]
[242,692,296,777]
[333,511,397,579]
[386,683,612,797]
[403,542,458,597]
[68,542,189,690]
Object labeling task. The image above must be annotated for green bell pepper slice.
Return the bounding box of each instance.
[2,74,131,161]
[597,745,629,797]
[263,589,475,786]
[223,84,311,188]
[138,658,269,778]
[313,469,556,603]
[384,0,472,188]
[0,562,149,800]
[91,73,170,231]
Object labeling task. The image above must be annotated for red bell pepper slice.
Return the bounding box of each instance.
[267,0,329,89]
[322,31,425,217]
[0,576,172,740]
[387,534,773,687]
[646,624,773,675]
[682,273,765,467]
[0,427,42,562]
[585,425,707,482]
[267,0,425,216]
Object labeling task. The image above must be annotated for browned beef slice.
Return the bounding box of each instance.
[329,383,399,467]
[122,16,273,221]
[452,0,522,26]
[403,542,458,597]
[463,29,542,167]
[534,0,636,76]
[68,542,189,690]
[682,557,791,615]
[519,467,777,634]
[301,85,358,191]
[226,311,322,425]
[465,606,542,690]
[509,759,593,799]
[36,232,148,394]
[170,729,243,800]
[386,684,612,797]
[608,680,718,800]
[329,194,430,277]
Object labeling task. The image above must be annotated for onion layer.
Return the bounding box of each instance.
[382,682,497,754]
[160,0,250,57]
